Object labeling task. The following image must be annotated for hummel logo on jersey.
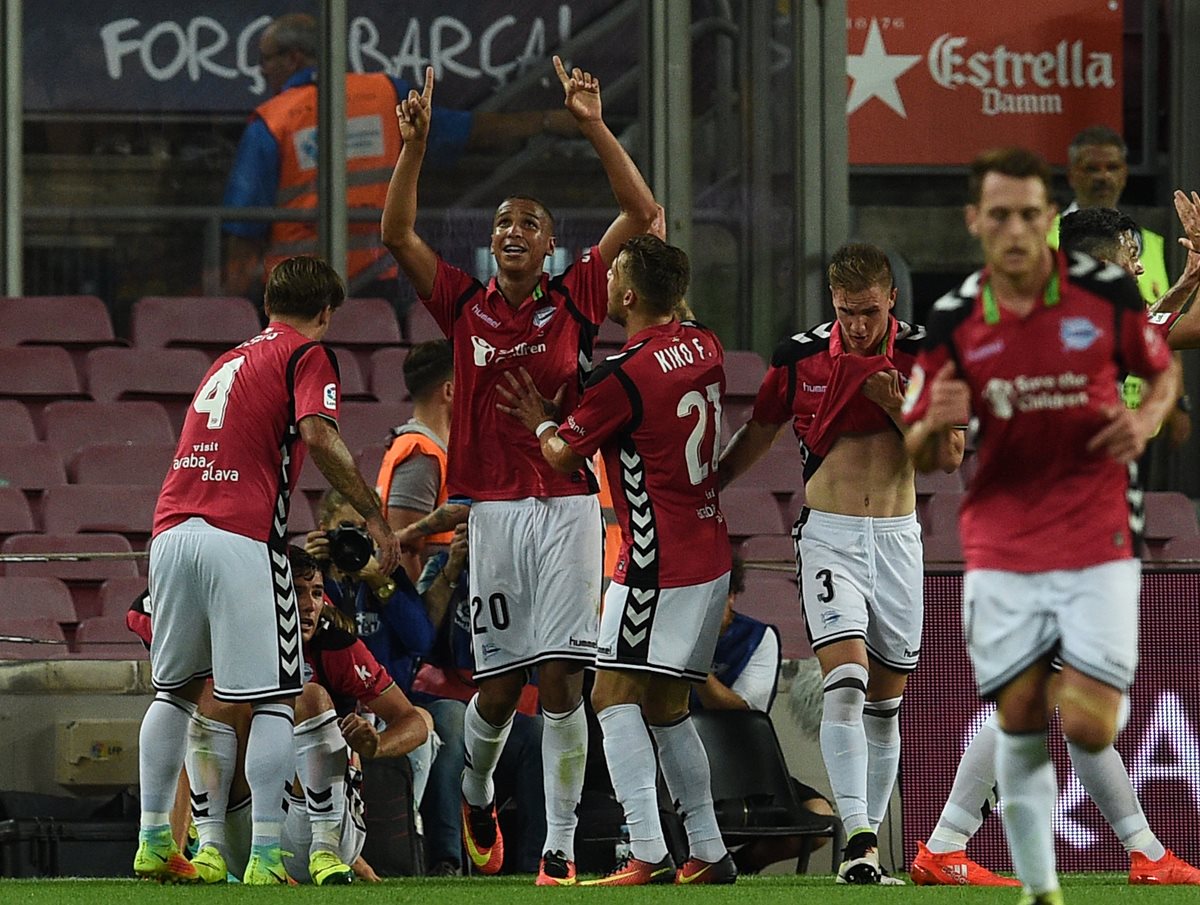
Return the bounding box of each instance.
[355,663,372,686]
[533,306,555,328]
[471,335,547,367]
[803,382,827,393]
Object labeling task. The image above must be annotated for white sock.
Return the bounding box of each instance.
[461,695,512,808]
[651,716,727,864]
[245,701,295,848]
[541,702,588,861]
[819,663,870,836]
[996,729,1060,895]
[1066,741,1164,860]
[598,704,668,863]
[224,796,252,878]
[186,714,238,854]
[294,709,347,854]
[139,692,197,828]
[928,712,999,853]
[863,696,902,832]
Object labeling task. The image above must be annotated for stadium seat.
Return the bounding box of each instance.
[0,400,36,442]
[357,446,387,492]
[42,401,175,462]
[594,318,625,353]
[329,349,372,401]
[69,443,174,487]
[41,485,158,548]
[338,401,414,454]
[915,468,964,497]
[0,348,88,427]
[720,487,789,541]
[96,575,149,618]
[917,490,964,539]
[295,456,329,515]
[0,295,117,349]
[739,534,796,568]
[1160,534,1200,562]
[0,487,36,539]
[0,443,67,491]
[0,576,79,623]
[1143,491,1200,542]
[73,615,148,660]
[690,709,839,872]
[720,400,757,442]
[921,528,964,566]
[0,533,139,617]
[0,617,70,660]
[738,442,804,497]
[404,305,444,344]
[723,349,768,399]
[325,297,403,376]
[130,296,262,353]
[369,347,410,403]
[738,569,810,660]
[84,347,210,431]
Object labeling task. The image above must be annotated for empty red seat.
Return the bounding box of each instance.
[70,443,174,487]
[404,305,444,344]
[1,533,140,581]
[0,348,87,418]
[73,615,148,660]
[1143,491,1199,540]
[0,296,116,348]
[917,490,964,539]
[85,348,210,432]
[595,318,625,352]
[737,569,810,659]
[338,401,414,454]
[723,349,768,399]
[0,443,67,492]
[0,488,36,537]
[324,296,403,371]
[357,446,386,493]
[1160,534,1200,562]
[915,468,965,497]
[369,347,410,403]
[41,485,158,545]
[0,576,78,623]
[329,349,371,400]
[922,529,965,566]
[720,487,788,541]
[131,296,261,352]
[0,617,69,660]
[42,401,175,461]
[97,575,149,618]
[738,534,796,567]
[0,401,36,442]
[737,442,803,496]
[287,498,318,538]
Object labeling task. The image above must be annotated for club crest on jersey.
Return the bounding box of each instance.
[532,306,555,329]
[323,383,337,410]
[1060,317,1102,352]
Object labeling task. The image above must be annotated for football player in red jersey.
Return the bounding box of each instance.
[720,243,964,884]
[135,256,401,885]
[904,148,1176,905]
[381,57,658,885]
[911,202,1200,890]
[498,235,735,885]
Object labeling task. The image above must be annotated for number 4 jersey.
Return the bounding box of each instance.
[153,322,341,544]
[556,320,731,588]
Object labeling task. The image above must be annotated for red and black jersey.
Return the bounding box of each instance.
[903,250,1171,573]
[752,317,923,481]
[304,618,395,718]
[556,320,731,588]
[421,248,609,501]
[154,322,340,546]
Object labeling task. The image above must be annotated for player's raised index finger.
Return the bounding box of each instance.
[421,66,434,104]
[552,55,569,87]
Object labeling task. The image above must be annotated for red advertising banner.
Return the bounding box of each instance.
[847,1,1124,165]
[903,572,1200,872]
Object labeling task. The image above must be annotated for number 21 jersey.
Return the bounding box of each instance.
[556,320,731,588]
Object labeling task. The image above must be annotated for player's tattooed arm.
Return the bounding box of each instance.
[395,502,470,549]
[300,415,402,574]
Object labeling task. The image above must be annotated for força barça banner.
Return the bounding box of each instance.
[846,0,1124,165]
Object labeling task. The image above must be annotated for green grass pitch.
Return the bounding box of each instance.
[0,874,1194,905]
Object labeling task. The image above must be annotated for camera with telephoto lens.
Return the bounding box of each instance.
[326,525,374,573]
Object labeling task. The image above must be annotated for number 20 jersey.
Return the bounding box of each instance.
[153,322,340,544]
[556,320,731,588]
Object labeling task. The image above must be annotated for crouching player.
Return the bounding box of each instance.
[142,546,432,884]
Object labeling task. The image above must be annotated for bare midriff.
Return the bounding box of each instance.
[803,430,915,518]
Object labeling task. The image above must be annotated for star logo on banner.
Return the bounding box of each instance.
[846,18,922,118]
